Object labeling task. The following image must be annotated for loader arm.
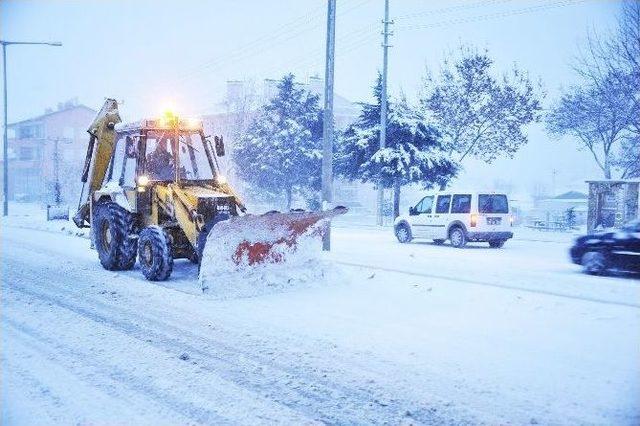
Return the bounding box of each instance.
[73,99,122,227]
[155,184,200,247]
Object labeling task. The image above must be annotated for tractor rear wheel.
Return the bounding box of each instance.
[138,226,173,281]
[93,202,137,271]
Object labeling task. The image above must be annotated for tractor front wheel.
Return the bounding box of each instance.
[138,226,173,281]
[93,202,137,271]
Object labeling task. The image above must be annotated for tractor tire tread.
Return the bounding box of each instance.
[138,226,173,281]
[93,202,137,271]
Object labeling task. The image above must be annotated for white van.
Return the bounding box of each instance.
[394,192,514,248]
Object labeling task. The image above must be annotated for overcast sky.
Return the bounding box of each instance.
[1,0,621,196]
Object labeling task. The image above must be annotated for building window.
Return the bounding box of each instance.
[19,147,35,161]
[63,126,75,139]
[63,148,75,162]
[18,124,44,139]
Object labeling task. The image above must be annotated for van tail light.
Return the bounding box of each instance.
[470,213,478,227]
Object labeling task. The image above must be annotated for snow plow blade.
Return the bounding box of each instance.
[199,206,347,285]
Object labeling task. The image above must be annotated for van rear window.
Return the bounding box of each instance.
[478,194,509,214]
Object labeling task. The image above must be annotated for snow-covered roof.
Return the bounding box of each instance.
[8,104,96,127]
[553,191,587,200]
[586,179,640,184]
[542,198,588,204]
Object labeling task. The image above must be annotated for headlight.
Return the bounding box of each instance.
[216,174,227,184]
[137,175,150,186]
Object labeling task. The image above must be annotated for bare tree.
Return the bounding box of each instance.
[546,72,632,179]
[547,1,640,179]
[612,137,640,178]
[420,46,544,180]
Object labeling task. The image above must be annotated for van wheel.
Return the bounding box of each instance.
[489,240,505,248]
[395,223,412,243]
[449,227,467,248]
[582,251,607,275]
[433,239,445,245]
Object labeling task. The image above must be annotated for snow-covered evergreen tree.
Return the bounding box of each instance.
[336,75,456,218]
[234,74,322,210]
[565,207,577,230]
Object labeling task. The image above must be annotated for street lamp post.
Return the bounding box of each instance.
[1,40,62,216]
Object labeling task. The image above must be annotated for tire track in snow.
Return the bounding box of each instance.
[1,354,71,423]
[2,317,237,425]
[336,261,640,309]
[3,253,455,425]
[4,282,340,424]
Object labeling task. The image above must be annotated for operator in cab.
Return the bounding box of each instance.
[146,137,175,181]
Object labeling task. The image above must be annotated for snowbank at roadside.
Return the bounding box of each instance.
[1,203,90,239]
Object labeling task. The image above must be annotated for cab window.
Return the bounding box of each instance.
[177,132,214,180]
[145,132,175,181]
[415,196,434,214]
[451,194,471,214]
[436,195,451,214]
[108,134,136,188]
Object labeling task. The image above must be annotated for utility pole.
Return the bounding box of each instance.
[1,40,62,216]
[322,0,336,250]
[53,138,61,205]
[376,0,392,226]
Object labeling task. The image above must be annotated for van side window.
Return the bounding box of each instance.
[416,196,434,214]
[451,194,471,214]
[435,195,451,214]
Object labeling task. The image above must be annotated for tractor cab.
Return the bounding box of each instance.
[108,112,226,190]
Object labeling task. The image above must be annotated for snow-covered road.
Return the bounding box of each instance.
[2,220,639,425]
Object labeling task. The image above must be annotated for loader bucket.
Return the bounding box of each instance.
[199,206,347,284]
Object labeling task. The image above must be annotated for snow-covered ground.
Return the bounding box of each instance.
[2,204,639,425]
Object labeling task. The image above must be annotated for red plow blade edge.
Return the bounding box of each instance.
[207,206,348,268]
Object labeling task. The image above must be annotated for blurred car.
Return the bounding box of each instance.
[570,220,640,275]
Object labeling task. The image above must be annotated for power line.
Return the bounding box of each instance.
[396,0,590,31]
[260,22,378,79]
[394,0,516,21]
[125,0,373,110]
[332,0,590,60]
[189,0,590,114]
[269,0,590,78]
[173,0,373,87]
[194,20,379,108]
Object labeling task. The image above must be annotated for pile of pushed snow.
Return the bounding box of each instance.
[199,214,342,299]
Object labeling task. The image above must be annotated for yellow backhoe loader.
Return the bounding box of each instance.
[73,99,346,281]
